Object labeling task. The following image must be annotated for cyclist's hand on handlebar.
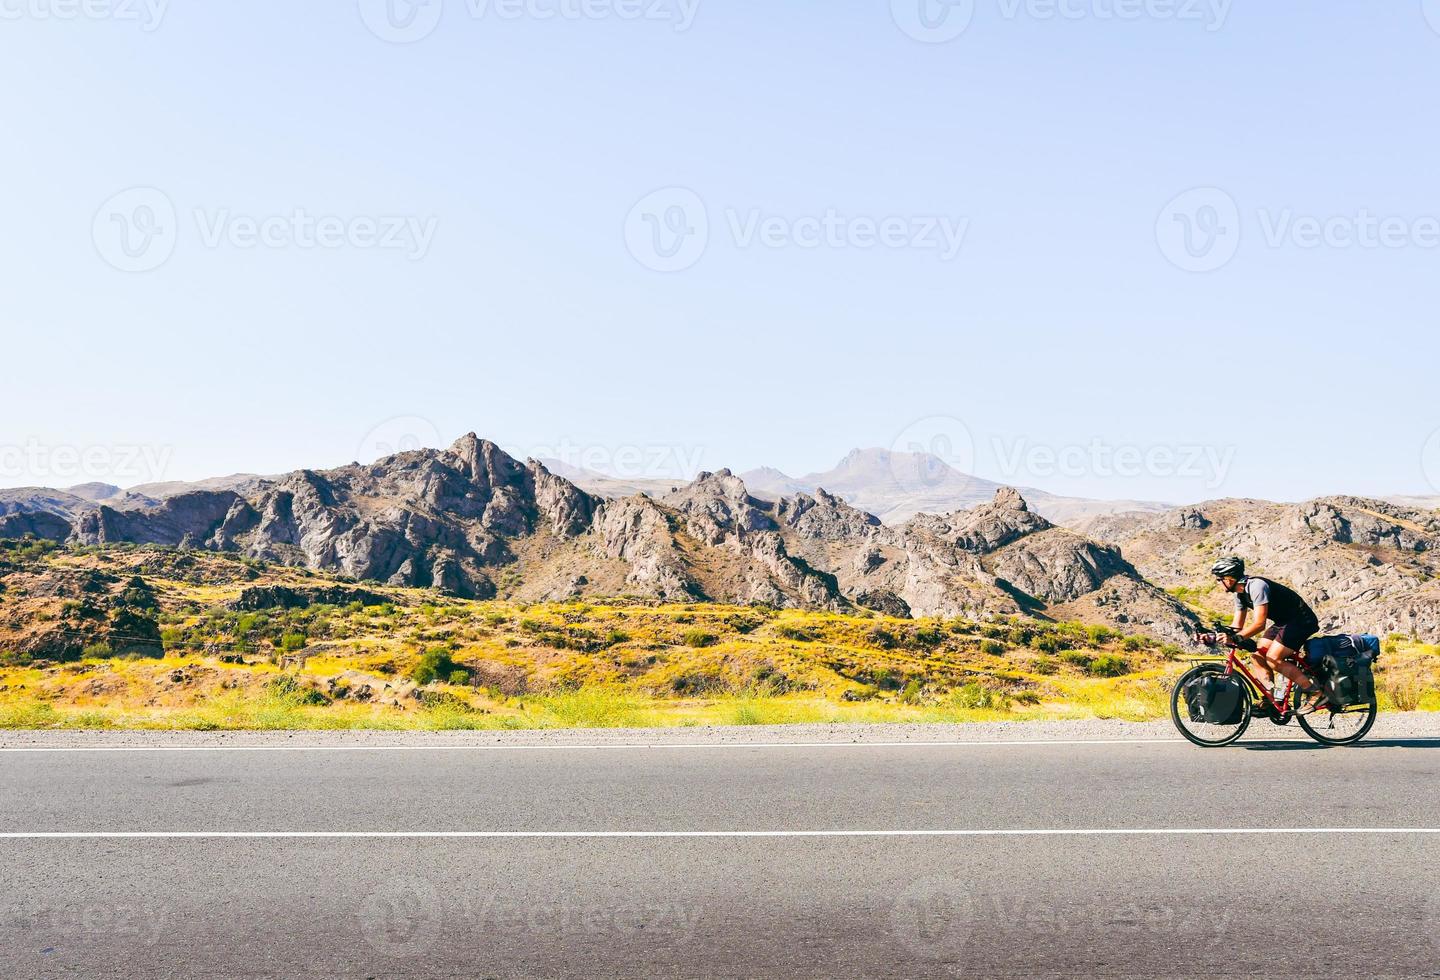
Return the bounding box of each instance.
[1196,631,1220,647]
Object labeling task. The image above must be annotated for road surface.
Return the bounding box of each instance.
[3,732,1440,978]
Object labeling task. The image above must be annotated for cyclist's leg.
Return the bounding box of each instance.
[1265,620,1322,693]
[1251,633,1277,686]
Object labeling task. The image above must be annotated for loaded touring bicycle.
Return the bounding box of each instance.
[1170,627,1380,746]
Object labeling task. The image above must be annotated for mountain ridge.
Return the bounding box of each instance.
[0,434,1200,642]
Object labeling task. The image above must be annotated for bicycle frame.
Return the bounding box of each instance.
[1213,644,1302,715]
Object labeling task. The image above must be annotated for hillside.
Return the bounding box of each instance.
[0,435,1199,643]
[1080,496,1440,640]
[3,544,1435,730]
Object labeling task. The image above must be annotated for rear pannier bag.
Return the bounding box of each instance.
[1306,634,1380,708]
[1183,673,1246,725]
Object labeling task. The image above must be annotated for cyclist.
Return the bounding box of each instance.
[1208,556,1326,709]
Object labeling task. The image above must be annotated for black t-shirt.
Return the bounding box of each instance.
[1235,576,1315,625]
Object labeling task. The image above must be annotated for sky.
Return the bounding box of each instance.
[3,0,1440,504]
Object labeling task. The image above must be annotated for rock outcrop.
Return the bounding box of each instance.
[1080,496,1440,640]
[0,435,1199,640]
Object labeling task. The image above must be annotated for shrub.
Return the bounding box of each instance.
[1031,655,1058,675]
[776,624,817,642]
[447,669,472,686]
[279,633,307,653]
[82,641,113,659]
[1061,651,1094,670]
[682,629,718,648]
[865,627,897,649]
[951,682,999,710]
[1121,635,1148,652]
[1087,655,1130,677]
[267,674,328,706]
[1032,634,1064,654]
[898,679,923,704]
[910,625,946,648]
[1086,625,1116,646]
[411,647,458,685]
[980,639,1006,656]
[723,614,763,634]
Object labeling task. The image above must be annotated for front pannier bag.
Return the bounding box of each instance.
[1183,673,1246,725]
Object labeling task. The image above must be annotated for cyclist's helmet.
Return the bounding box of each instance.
[1210,556,1245,580]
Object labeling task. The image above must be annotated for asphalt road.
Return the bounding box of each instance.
[4,735,1440,978]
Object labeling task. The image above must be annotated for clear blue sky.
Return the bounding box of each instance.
[4,1,1439,503]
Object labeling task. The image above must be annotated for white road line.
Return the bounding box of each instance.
[2,828,1437,839]
[0,738,1192,753]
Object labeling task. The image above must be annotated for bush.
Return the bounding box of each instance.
[682,629,718,648]
[1032,634,1065,654]
[951,682,1008,710]
[1031,655,1058,675]
[1087,655,1130,677]
[411,647,458,685]
[776,624,817,642]
[1061,651,1094,670]
[723,613,763,634]
[279,633,307,653]
[267,674,328,706]
[1121,635,1148,652]
[980,639,1006,656]
[1086,625,1116,646]
[865,627,897,649]
[82,641,113,659]
[447,669,472,686]
[910,625,946,648]
[898,679,923,704]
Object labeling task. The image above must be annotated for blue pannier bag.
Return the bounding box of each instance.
[1305,634,1380,707]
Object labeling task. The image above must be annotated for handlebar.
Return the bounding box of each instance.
[1196,625,1257,653]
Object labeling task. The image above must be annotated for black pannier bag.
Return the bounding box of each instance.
[1308,635,1380,708]
[1184,673,1246,725]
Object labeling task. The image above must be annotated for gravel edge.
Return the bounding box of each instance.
[4,712,1440,747]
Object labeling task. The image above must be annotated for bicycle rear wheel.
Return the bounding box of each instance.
[1170,664,1252,747]
[1296,693,1377,746]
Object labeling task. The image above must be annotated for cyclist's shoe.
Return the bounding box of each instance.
[1296,685,1331,715]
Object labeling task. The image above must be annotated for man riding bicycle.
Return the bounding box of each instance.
[1207,557,1326,710]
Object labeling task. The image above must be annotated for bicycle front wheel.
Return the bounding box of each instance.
[1296,693,1377,746]
[1170,664,1252,747]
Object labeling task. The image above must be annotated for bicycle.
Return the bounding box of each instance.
[1169,626,1378,747]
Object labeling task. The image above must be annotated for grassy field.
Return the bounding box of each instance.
[1,544,1437,730]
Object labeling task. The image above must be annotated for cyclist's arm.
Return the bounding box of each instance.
[1230,607,1246,631]
[1236,602,1268,640]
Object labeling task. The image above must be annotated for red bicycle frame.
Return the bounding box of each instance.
[1214,642,1311,715]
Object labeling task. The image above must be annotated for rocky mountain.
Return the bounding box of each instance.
[0,435,1198,642]
[740,448,1169,527]
[1079,496,1440,641]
